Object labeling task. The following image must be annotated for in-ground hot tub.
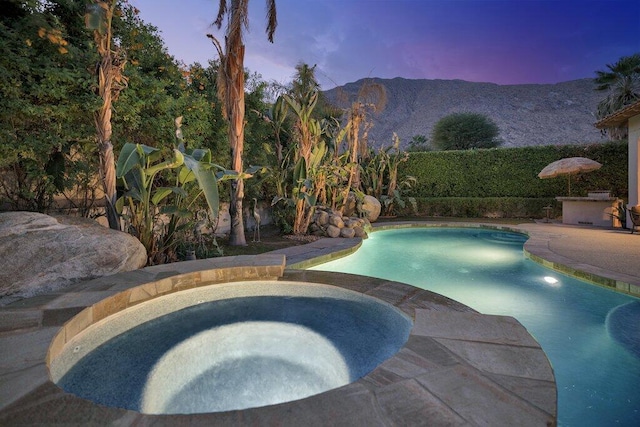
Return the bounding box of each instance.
[49,281,412,414]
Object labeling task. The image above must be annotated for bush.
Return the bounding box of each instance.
[431,112,501,150]
[395,197,560,219]
[401,142,628,199]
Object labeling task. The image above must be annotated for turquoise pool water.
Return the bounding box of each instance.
[311,227,640,426]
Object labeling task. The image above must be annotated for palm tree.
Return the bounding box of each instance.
[290,62,320,102]
[595,53,640,139]
[208,0,277,246]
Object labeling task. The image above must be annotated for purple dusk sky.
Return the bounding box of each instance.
[129,0,640,89]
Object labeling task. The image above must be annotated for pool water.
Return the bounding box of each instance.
[55,282,411,414]
[312,228,640,426]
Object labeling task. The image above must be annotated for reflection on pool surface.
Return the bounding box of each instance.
[312,227,640,426]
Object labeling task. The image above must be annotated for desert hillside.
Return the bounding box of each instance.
[323,77,606,148]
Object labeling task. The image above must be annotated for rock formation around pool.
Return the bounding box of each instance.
[0,212,147,305]
[309,207,371,238]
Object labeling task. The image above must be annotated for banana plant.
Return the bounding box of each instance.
[378,133,417,216]
[115,117,230,264]
[115,143,184,260]
[290,139,328,234]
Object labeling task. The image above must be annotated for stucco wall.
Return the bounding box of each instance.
[628,115,640,212]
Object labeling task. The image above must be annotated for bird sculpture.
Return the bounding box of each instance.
[193,210,208,242]
[252,198,261,242]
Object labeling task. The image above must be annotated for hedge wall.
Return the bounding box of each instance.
[402,197,559,218]
[401,142,627,199]
[398,142,627,218]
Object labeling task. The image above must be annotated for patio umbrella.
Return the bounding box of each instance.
[538,157,602,195]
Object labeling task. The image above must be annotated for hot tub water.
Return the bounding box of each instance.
[52,281,412,414]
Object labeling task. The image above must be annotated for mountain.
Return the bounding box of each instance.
[323,77,606,149]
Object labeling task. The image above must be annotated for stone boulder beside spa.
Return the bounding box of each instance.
[0,212,146,305]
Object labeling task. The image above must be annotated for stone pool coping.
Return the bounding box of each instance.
[0,250,557,425]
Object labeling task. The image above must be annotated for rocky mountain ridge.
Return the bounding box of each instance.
[323,77,607,149]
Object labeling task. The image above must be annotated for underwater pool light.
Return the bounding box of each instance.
[544,276,560,286]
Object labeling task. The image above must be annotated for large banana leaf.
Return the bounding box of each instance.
[189,148,211,163]
[160,206,192,218]
[116,143,160,178]
[151,186,188,206]
[178,166,196,184]
[146,149,184,176]
[182,153,219,219]
[293,157,307,183]
[309,141,327,169]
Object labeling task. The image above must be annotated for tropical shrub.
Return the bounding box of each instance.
[115,118,226,264]
[361,134,416,216]
[281,90,328,234]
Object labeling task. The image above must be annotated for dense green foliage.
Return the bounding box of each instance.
[0,0,273,216]
[400,142,627,217]
[0,0,98,211]
[115,118,230,264]
[395,197,560,219]
[431,112,501,150]
[2,1,634,242]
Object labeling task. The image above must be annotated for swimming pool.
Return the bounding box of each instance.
[311,227,640,426]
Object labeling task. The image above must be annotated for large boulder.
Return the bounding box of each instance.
[361,195,382,222]
[0,212,147,305]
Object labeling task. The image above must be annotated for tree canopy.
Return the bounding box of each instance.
[430,112,501,150]
[0,0,98,211]
[0,0,273,215]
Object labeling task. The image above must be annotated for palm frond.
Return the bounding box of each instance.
[265,0,278,42]
[214,0,227,29]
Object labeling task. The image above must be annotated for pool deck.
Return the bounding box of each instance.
[1,221,639,426]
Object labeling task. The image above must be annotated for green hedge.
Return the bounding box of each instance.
[401,142,628,199]
[396,197,561,219]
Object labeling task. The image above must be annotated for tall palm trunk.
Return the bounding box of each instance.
[211,0,277,245]
[225,39,247,246]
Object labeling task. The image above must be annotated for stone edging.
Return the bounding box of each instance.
[0,242,556,425]
[46,254,287,370]
[522,234,640,297]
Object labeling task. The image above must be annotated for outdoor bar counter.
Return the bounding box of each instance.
[556,192,620,227]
